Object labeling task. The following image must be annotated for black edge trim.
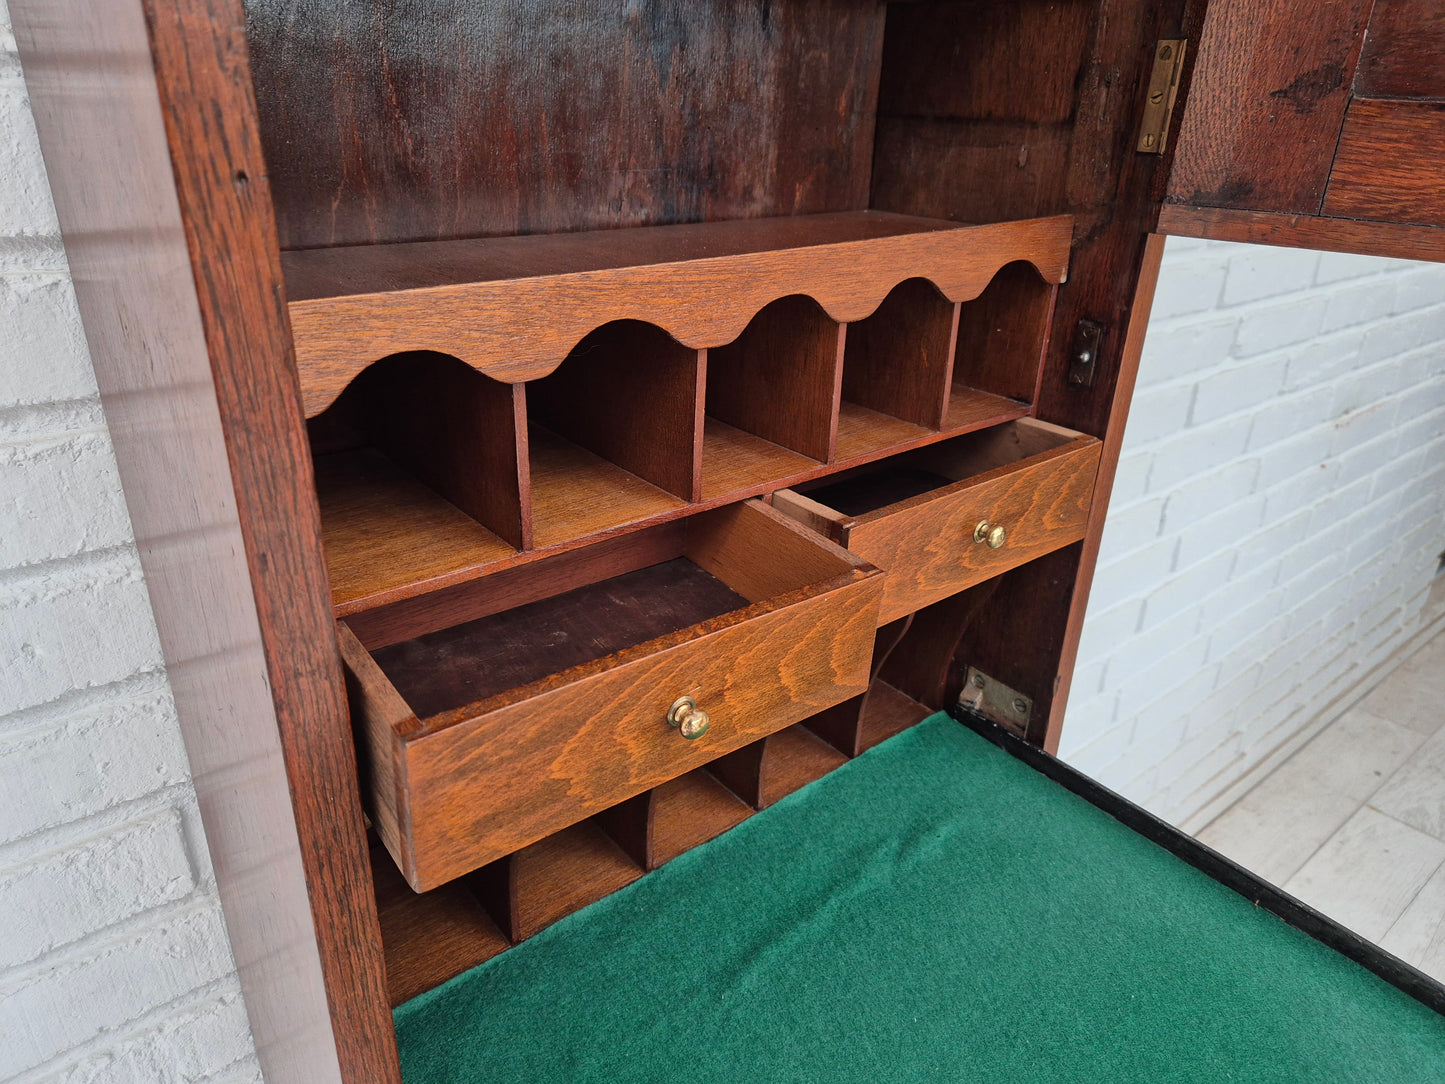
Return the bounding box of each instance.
[947,705,1445,1017]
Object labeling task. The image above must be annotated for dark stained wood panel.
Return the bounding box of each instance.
[243,0,887,249]
[878,0,1095,125]
[1168,0,1374,212]
[1159,205,1445,264]
[1323,99,1445,228]
[1355,0,1445,100]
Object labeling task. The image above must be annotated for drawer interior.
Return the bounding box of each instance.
[793,417,1086,518]
[346,500,865,724]
[372,558,747,718]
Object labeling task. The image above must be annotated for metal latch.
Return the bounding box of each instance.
[1137,39,1186,155]
[957,667,1033,738]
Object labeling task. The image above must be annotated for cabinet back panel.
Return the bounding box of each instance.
[244,0,886,249]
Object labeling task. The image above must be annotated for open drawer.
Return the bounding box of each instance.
[339,499,883,891]
[773,419,1100,625]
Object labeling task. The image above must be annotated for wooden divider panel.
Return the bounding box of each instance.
[340,352,531,549]
[954,262,1057,405]
[527,321,704,501]
[706,295,844,464]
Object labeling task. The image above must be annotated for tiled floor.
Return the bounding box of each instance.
[1197,627,1445,981]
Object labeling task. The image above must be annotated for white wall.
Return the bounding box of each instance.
[1060,236,1445,832]
[0,5,261,1081]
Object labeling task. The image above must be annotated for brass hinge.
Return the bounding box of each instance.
[957,666,1033,738]
[1137,39,1187,155]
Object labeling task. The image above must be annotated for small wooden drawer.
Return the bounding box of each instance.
[773,419,1100,625]
[340,499,883,891]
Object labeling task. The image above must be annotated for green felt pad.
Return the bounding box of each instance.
[395,716,1445,1083]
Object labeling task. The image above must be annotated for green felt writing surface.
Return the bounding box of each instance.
[395,715,1445,1082]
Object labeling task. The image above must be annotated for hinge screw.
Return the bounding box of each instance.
[972,673,987,689]
[1013,697,1029,714]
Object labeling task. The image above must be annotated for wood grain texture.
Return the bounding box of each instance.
[758,725,850,808]
[372,559,749,719]
[528,425,688,548]
[778,420,1101,625]
[954,264,1056,404]
[872,2,1093,224]
[342,353,530,549]
[371,846,508,1008]
[345,501,882,890]
[11,1,399,1079]
[1158,205,1445,264]
[698,416,823,501]
[856,682,933,753]
[481,823,644,943]
[1168,0,1373,212]
[345,523,688,650]
[646,770,754,869]
[706,295,843,463]
[1323,100,1445,228]
[528,322,703,500]
[244,0,886,249]
[1355,0,1445,100]
[314,449,518,615]
[283,213,1074,414]
[842,278,958,429]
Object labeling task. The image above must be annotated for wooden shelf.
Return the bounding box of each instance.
[284,212,1073,417]
[944,384,1032,432]
[698,417,820,502]
[316,449,518,614]
[834,400,934,464]
[529,425,687,549]
[484,823,644,943]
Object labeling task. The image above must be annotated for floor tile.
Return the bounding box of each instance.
[1271,707,1425,803]
[1359,631,1445,736]
[1197,773,1359,886]
[1282,807,1445,942]
[1380,862,1445,984]
[1371,759,1445,842]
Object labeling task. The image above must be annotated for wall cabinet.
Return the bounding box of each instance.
[11,0,1442,1079]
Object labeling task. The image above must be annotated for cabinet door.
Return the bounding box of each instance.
[1163,0,1445,261]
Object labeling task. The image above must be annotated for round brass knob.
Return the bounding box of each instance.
[973,520,1007,549]
[667,696,710,740]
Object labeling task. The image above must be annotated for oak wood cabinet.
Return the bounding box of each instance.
[11,1,1442,1080]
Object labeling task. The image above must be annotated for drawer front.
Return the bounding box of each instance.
[398,571,881,890]
[847,438,1100,625]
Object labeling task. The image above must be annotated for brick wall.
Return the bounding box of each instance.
[0,6,261,1080]
[1060,236,1445,833]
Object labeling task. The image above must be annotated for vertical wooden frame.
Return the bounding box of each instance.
[10,0,400,1080]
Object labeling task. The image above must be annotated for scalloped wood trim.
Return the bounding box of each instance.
[286,212,1073,417]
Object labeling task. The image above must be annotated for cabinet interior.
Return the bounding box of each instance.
[241,0,1121,1012]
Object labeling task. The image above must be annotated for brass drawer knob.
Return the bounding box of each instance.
[667,696,710,740]
[973,520,1007,549]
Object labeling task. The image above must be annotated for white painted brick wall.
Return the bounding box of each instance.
[1061,235,1445,833]
[0,3,261,1078]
